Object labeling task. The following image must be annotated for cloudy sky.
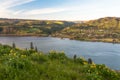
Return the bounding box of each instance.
[0,0,120,21]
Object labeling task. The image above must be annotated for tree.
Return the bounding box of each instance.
[35,46,38,52]
[30,42,34,49]
[73,54,77,60]
[12,42,16,48]
[88,58,92,64]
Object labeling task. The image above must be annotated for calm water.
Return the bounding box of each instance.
[0,37,120,70]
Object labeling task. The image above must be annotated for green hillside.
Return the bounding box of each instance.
[0,44,120,80]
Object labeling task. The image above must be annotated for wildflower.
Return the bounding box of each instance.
[13,53,16,56]
[90,64,96,68]
[111,69,115,72]
[98,66,102,69]
[21,55,26,58]
[39,52,42,55]
[10,50,13,53]
[83,61,87,65]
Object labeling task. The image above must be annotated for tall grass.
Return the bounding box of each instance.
[0,44,119,80]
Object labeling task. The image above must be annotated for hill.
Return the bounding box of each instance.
[0,17,120,43]
[86,17,120,29]
[54,17,120,43]
[0,18,74,36]
[0,44,120,80]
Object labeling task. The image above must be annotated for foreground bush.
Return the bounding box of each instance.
[0,45,119,80]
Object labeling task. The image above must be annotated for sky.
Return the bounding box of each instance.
[0,0,120,21]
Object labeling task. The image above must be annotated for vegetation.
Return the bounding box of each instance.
[0,44,120,80]
[0,18,74,36]
[0,17,120,43]
[54,17,120,43]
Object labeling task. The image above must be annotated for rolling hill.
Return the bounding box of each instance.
[0,18,74,36]
[0,17,120,43]
[54,17,120,43]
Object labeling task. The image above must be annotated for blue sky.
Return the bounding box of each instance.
[0,0,120,21]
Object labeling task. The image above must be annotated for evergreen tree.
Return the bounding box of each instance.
[35,46,38,52]
[12,42,16,48]
[30,42,34,49]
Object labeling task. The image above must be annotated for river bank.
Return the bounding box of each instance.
[52,35,120,44]
[0,34,120,44]
[0,34,48,37]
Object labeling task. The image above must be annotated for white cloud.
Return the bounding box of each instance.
[23,8,66,15]
[0,0,35,18]
[0,0,67,19]
[0,0,35,9]
[0,0,120,20]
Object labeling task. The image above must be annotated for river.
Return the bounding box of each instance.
[0,37,120,70]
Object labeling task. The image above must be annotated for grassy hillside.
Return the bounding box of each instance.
[0,18,74,36]
[0,44,120,80]
[54,17,120,43]
[87,17,120,29]
[0,17,120,43]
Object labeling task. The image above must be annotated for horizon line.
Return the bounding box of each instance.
[0,16,119,21]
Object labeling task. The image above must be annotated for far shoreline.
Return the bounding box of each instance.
[0,34,120,44]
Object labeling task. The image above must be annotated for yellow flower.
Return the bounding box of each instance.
[98,66,102,69]
[34,52,38,55]
[111,69,115,72]
[21,55,26,58]
[13,53,16,56]
[10,50,13,53]
[92,62,96,65]
[39,53,43,55]
[90,64,96,68]
[83,61,88,65]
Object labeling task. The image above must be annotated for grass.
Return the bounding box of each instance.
[0,44,120,80]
